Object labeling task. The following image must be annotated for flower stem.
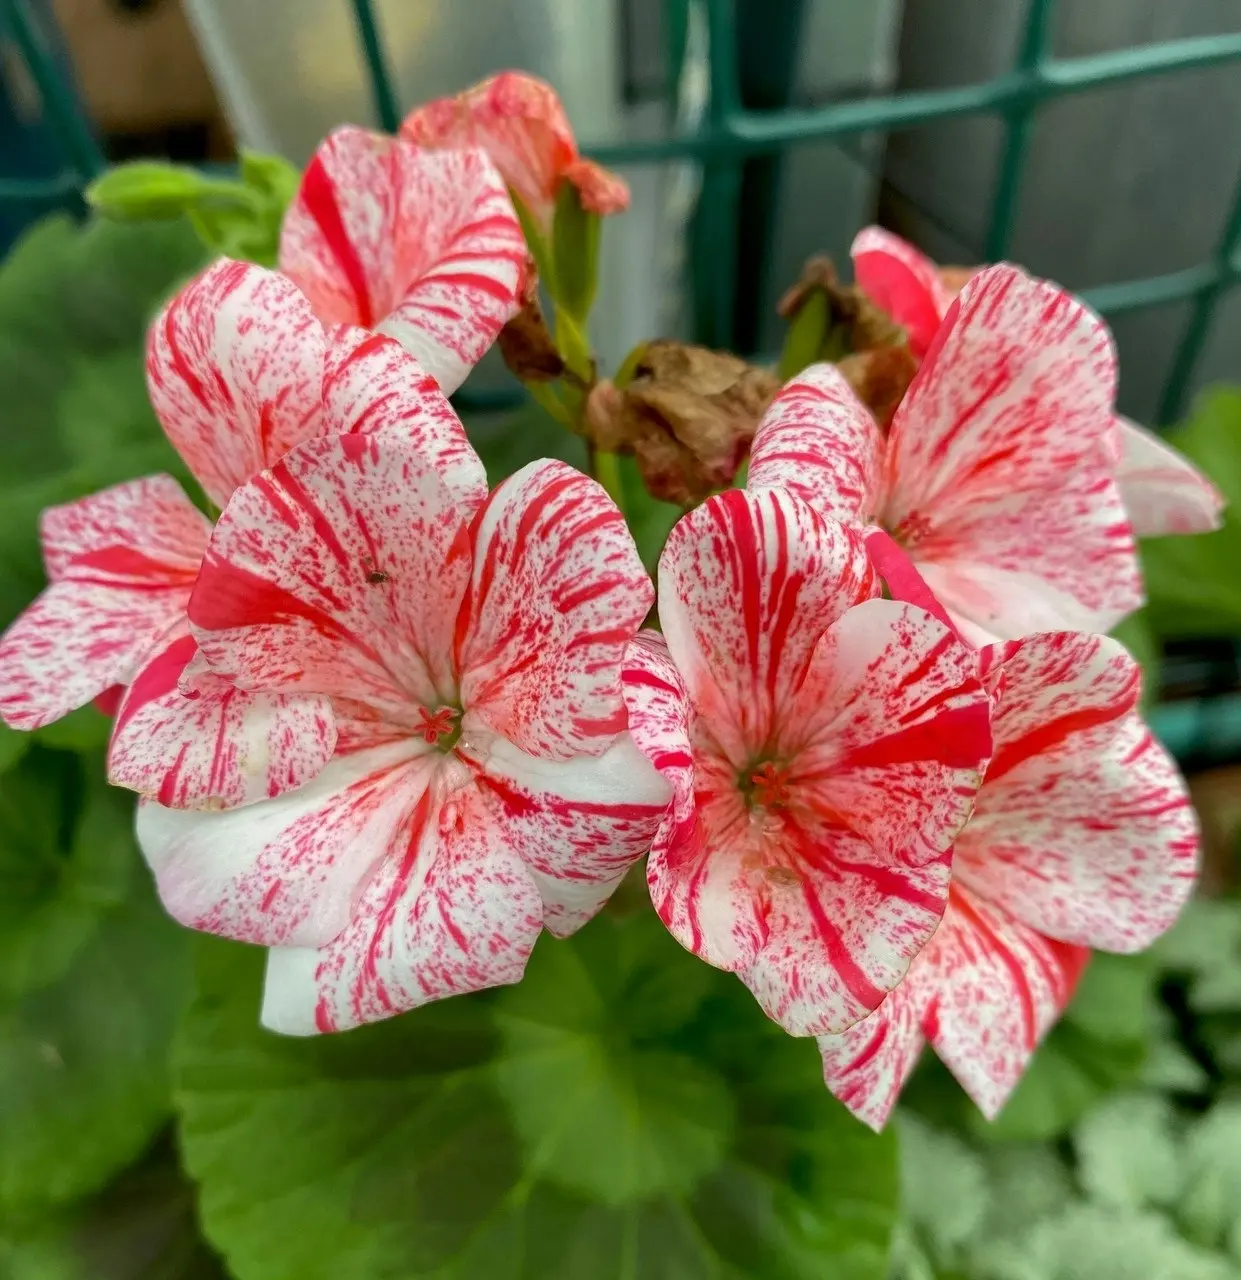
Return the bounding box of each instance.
[590,445,626,513]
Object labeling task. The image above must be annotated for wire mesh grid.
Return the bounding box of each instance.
[3,0,1241,419]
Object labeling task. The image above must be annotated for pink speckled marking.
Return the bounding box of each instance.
[819,629,1198,1129]
[280,127,526,394]
[624,488,990,1037]
[141,435,665,1033]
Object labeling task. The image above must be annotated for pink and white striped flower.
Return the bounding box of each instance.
[279,125,527,394]
[136,429,666,1034]
[818,630,1198,1130]
[752,265,1148,644]
[621,487,991,1037]
[0,257,481,813]
[850,227,1223,538]
[401,71,629,229]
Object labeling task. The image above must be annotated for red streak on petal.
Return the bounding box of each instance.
[301,153,375,327]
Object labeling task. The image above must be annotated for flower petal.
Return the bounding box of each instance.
[260,773,544,1034]
[817,981,927,1132]
[850,226,950,358]
[1114,416,1224,537]
[782,598,991,866]
[190,434,470,728]
[135,740,424,948]
[658,487,877,765]
[457,459,651,760]
[912,462,1143,639]
[464,730,669,936]
[883,264,1117,535]
[0,476,208,730]
[958,633,1198,953]
[40,473,208,583]
[322,328,487,516]
[735,818,953,1036]
[401,71,581,224]
[279,127,525,394]
[747,363,882,526]
[624,632,768,971]
[921,887,1089,1120]
[730,598,988,1037]
[147,259,326,508]
[107,623,336,810]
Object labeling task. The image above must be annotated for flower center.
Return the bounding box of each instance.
[741,758,791,811]
[888,509,933,548]
[416,703,462,751]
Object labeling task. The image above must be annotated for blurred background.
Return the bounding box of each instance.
[0,3,1240,1276]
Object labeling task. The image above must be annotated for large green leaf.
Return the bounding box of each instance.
[0,750,132,1001]
[0,862,191,1215]
[1141,388,1241,639]
[175,914,898,1280]
[0,1139,227,1280]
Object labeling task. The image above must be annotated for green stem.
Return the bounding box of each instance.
[591,447,626,513]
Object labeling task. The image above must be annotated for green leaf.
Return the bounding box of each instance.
[1152,898,1241,1015]
[492,919,734,1206]
[895,1114,990,1267]
[617,454,681,573]
[1074,1092,1182,1211]
[239,149,300,213]
[1178,1101,1241,1251]
[0,751,133,1001]
[176,915,899,1280]
[33,705,112,754]
[1141,387,1241,639]
[1109,610,1161,707]
[0,868,191,1215]
[87,162,253,222]
[550,183,600,323]
[0,1139,228,1279]
[0,722,29,775]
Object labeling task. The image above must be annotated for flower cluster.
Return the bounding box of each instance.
[0,73,1218,1128]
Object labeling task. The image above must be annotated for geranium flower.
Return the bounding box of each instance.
[818,630,1198,1130]
[621,487,991,1036]
[0,259,342,808]
[0,258,476,812]
[279,125,527,394]
[136,430,666,1034]
[851,226,1223,537]
[751,266,1145,644]
[401,71,629,229]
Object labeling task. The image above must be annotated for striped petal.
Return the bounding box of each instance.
[457,730,669,936]
[919,887,1090,1120]
[279,127,526,394]
[136,740,424,949]
[958,632,1198,953]
[747,363,882,527]
[1115,416,1224,537]
[456,460,652,761]
[850,226,950,358]
[401,71,629,226]
[883,265,1118,539]
[624,632,768,972]
[734,599,989,1036]
[107,623,336,811]
[261,767,544,1034]
[147,259,326,508]
[321,328,487,517]
[911,461,1143,640]
[657,488,877,766]
[0,476,208,730]
[190,434,470,729]
[817,980,927,1133]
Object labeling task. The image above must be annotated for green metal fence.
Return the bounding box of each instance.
[3,0,1241,420]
